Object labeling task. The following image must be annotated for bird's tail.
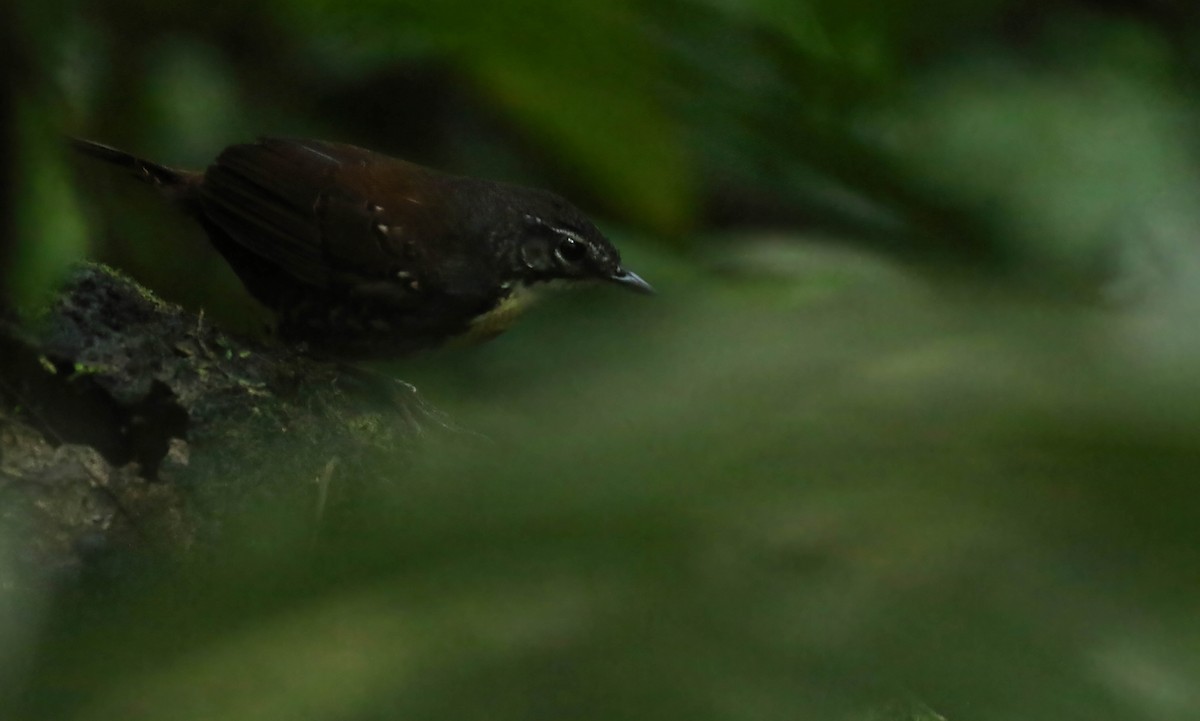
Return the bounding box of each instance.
[69,138,191,188]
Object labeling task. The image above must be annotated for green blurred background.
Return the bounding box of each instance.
[5,0,1200,719]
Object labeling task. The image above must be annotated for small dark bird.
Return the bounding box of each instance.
[71,137,653,358]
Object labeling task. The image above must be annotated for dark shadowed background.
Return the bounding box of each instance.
[4,1,1200,719]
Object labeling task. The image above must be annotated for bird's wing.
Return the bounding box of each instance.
[198,138,353,288]
[198,138,494,308]
[201,138,440,286]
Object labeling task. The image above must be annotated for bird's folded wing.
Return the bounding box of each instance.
[198,138,348,288]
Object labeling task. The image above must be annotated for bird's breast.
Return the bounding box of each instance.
[459,283,545,343]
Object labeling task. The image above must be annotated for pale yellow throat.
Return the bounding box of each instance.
[462,282,558,343]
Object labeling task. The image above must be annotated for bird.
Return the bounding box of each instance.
[70,137,653,359]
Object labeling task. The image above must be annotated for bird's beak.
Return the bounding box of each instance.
[608,267,655,295]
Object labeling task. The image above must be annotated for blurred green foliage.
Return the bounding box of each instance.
[11,100,90,308]
[5,0,1200,719]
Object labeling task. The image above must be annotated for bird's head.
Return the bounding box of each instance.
[491,188,653,295]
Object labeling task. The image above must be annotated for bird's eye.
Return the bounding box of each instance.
[556,235,588,264]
